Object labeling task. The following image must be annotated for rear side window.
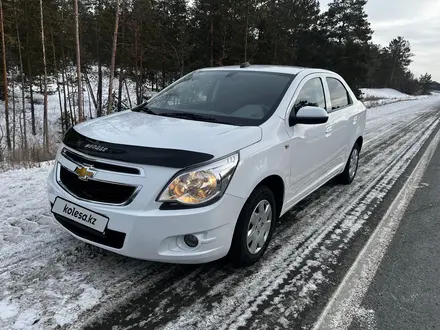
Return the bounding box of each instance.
[293,78,326,113]
[326,78,352,110]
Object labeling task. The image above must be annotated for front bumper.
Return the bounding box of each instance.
[47,164,245,264]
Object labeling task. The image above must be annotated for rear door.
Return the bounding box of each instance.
[323,76,355,174]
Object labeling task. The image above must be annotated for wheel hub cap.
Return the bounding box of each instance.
[349,149,359,179]
[246,200,272,255]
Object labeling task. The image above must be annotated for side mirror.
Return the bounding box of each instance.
[289,106,329,126]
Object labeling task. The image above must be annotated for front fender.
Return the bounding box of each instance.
[226,141,290,201]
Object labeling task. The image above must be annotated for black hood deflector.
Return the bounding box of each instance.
[63,128,214,169]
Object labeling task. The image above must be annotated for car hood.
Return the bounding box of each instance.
[72,110,262,162]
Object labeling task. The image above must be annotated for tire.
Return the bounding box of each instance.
[338,143,360,185]
[229,186,277,267]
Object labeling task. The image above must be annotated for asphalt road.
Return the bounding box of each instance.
[349,134,440,330]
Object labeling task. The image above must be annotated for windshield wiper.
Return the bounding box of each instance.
[132,103,158,115]
[160,112,220,123]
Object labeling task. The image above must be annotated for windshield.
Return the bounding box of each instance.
[144,70,295,126]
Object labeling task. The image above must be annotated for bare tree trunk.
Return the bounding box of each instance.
[84,72,97,111]
[218,30,227,66]
[97,61,103,117]
[51,29,64,134]
[60,1,69,129]
[0,0,11,151]
[15,0,27,151]
[66,76,74,125]
[210,11,214,67]
[28,67,36,135]
[107,0,120,114]
[118,69,123,112]
[12,72,16,155]
[82,80,85,116]
[25,3,36,136]
[134,30,140,104]
[96,5,103,117]
[19,112,23,150]
[39,0,49,153]
[389,49,399,88]
[180,42,184,77]
[124,79,132,108]
[244,0,250,62]
[74,0,84,122]
[139,36,143,101]
[161,61,166,90]
[86,84,92,118]
[61,48,69,129]
[117,15,124,112]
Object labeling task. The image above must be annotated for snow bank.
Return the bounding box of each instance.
[360,88,412,100]
[360,88,429,108]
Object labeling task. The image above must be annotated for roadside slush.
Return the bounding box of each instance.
[349,136,440,330]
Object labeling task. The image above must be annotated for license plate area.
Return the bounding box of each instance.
[51,197,109,233]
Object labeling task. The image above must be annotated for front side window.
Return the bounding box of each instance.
[293,77,326,113]
[144,70,295,126]
[326,77,352,110]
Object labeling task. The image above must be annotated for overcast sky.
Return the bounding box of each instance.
[320,0,440,81]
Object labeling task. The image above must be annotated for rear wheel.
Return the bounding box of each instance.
[229,186,277,267]
[338,143,360,184]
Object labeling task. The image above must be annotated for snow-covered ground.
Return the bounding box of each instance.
[1,95,440,330]
[359,88,428,108]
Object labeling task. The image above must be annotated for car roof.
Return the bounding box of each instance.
[197,64,334,76]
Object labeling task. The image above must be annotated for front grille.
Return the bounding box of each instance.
[59,166,137,205]
[62,148,140,175]
[53,212,125,249]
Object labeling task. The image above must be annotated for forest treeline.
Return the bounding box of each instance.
[0,0,438,159]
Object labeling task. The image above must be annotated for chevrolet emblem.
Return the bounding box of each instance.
[74,166,97,181]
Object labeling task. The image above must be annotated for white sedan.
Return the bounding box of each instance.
[47,64,366,266]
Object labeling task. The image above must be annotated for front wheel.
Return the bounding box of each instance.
[229,186,277,267]
[338,143,360,184]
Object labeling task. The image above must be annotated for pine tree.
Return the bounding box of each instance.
[320,0,373,95]
[386,37,413,89]
[419,73,433,95]
[321,0,372,44]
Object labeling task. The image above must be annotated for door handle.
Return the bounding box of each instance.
[325,126,333,136]
[353,116,358,125]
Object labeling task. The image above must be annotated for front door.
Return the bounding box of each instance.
[284,75,335,208]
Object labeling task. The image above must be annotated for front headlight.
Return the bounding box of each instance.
[157,153,239,205]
